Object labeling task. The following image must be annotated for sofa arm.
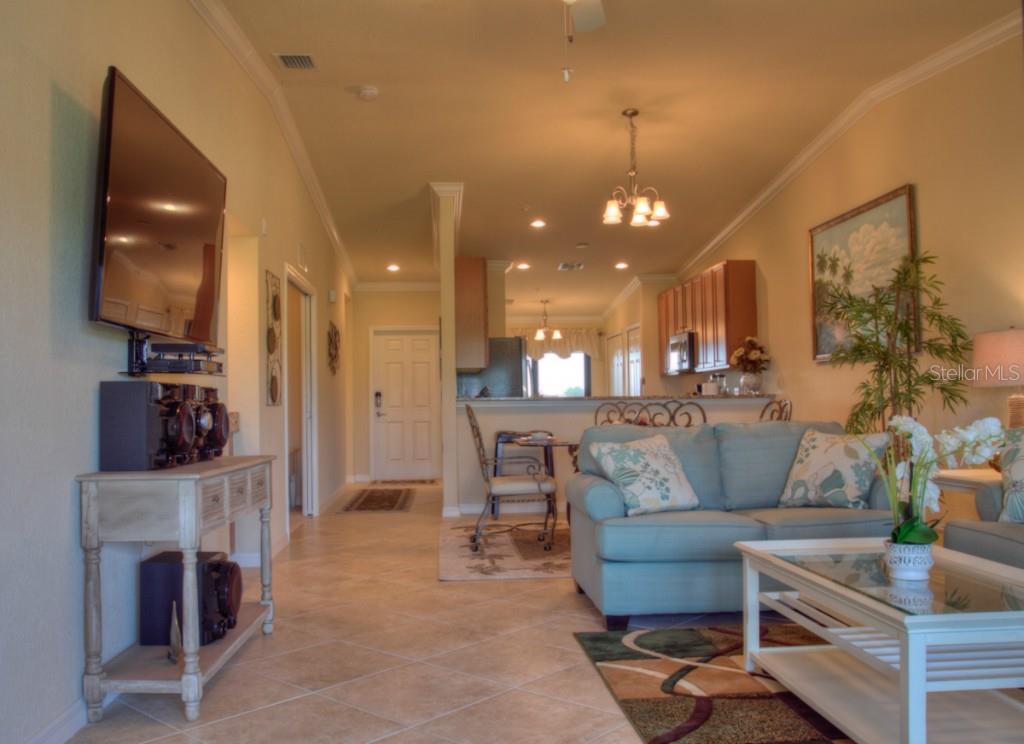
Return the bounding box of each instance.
[867,477,890,511]
[566,474,626,521]
[974,482,1004,522]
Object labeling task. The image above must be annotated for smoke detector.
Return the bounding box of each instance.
[274,53,315,70]
[357,85,380,102]
[558,262,585,271]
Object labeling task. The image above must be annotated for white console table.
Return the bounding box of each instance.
[76,455,275,723]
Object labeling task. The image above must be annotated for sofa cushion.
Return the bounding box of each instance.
[945,520,1024,569]
[735,508,893,540]
[596,511,765,562]
[578,424,725,510]
[779,430,888,509]
[589,434,700,516]
[715,421,845,510]
[998,428,1024,522]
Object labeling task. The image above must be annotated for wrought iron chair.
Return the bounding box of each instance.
[465,405,557,552]
[759,399,793,421]
[593,400,707,428]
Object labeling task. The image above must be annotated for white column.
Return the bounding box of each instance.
[899,631,928,744]
[431,183,464,518]
[742,555,761,672]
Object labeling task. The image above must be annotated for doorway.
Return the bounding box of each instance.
[626,324,643,396]
[370,328,441,481]
[607,332,625,396]
[285,266,318,529]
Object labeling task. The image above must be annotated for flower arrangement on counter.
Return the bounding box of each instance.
[729,337,771,373]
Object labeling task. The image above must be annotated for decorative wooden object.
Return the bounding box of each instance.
[266,271,282,405]
[76,455,274,723]
[455,256,489,370]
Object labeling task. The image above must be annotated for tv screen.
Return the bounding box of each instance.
[92,67,226,345]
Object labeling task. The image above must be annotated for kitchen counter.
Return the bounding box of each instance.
[457,394,775,404]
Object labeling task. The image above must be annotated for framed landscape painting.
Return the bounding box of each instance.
[808,184,916,361]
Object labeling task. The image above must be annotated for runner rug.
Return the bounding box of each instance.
[576,623,854,743]
[340,488,414,512]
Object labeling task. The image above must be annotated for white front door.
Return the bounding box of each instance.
[607,333,625,396]
[626,325,643,396]
[371,330,441,480]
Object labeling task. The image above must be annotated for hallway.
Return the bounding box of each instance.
[69,485,640,743]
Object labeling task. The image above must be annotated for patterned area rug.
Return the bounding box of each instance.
[576,623,853,743]
[438,518,571,580]
[340,488,414,512]
[372,479,438,485]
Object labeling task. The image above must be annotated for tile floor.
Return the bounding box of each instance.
[69,484,724,744]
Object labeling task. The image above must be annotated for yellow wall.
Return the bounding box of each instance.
[602,279,679,396]
[351,290,441,476]
[0,1,351,739]
[677,39,1024,430]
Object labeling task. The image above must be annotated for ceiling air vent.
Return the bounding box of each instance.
[274,53,315,70]
[558,262,585,271]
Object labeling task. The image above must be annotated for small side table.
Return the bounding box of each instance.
[76,455,275,723]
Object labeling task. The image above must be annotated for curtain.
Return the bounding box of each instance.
[508,326,604,361]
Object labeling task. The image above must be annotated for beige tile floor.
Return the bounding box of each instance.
[68,485,646,744]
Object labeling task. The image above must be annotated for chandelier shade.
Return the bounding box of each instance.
[535,300,560,343]
[601,108,670,228]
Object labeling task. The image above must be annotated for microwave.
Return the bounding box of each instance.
[666,331,695,375]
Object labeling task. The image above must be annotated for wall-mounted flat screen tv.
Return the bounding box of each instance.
[92,67,226,345]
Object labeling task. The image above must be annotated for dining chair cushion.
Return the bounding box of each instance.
[489,474,557,496]
[778,429,888,509]
[589,434,700,517]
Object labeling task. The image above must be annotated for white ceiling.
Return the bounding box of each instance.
[221,0,1016,316]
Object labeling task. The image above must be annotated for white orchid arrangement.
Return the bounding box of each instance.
[868,416,1004,545]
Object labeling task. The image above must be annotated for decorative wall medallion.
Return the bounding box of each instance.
[266,270,282,406]
[327,321,341,376]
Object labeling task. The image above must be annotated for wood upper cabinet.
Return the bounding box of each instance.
[657,260,757,375]
[455,256,489,370]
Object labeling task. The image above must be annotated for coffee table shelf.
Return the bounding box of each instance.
[738,538,1024,744]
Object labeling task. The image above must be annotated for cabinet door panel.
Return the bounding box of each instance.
[712,264,728,368]
[657,290,670,375]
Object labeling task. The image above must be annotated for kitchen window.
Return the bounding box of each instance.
[530,352,591,398]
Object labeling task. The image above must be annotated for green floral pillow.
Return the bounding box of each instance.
[779,429,888,509]
[998,429,1024,522]
[589,434,700,516]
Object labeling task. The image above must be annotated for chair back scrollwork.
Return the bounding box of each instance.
[759,399,793,421]
[594,400,707,428]
[464,404,491,484]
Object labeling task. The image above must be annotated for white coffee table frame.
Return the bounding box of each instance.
[737,538,1024,744]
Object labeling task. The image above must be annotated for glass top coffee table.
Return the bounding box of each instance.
[737,538,1024,744]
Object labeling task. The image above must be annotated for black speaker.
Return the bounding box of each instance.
[139,551,242,646]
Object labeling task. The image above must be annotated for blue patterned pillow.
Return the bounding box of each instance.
[589,434,700,516]
[779,430,888,509]
[998,429,1024,522]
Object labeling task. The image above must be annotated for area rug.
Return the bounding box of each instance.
[340,488,414,512]
[576,623,853,743]
[438,518,571,580]
[372,479,438,485]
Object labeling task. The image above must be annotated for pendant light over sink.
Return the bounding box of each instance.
[534,300,562,341]
[602,109,670,227]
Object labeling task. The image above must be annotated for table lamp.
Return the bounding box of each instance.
[973,327,1024,428]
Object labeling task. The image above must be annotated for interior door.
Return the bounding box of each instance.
[607,333,625,396]
[626,326,643,396]
[371,331,441,480]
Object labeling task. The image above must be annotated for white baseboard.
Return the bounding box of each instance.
[347,474,370,483]
[441,505,462,518]
[31,693,119,744]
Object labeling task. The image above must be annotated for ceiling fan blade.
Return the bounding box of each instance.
[569,0,605,33]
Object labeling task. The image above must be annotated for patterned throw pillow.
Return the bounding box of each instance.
[998,429,1024,522]
[779,429,888,509]
[589,434,700,516]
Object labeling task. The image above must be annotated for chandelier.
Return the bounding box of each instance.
[602,108,671,227]
[534,300,562,341]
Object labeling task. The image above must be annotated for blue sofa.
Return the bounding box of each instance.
[944,482,1024,569]
[568,421,894,629]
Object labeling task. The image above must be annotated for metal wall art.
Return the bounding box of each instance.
[266,270,282,405]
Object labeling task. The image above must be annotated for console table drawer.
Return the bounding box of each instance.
[250,467,268,506]
[228,472,249,518]
[200,480,227,527]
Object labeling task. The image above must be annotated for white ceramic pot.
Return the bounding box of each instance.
[884,540,934,582]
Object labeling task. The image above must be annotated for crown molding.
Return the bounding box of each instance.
[430,182,464,265]
[636,274,680,284]
[189,0,357,282]
[601,277,642,321]
[682,10,1022,272]
[353,282,440,293]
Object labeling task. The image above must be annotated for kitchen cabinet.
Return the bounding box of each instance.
[658,260,757,374]
[455,256,489,370]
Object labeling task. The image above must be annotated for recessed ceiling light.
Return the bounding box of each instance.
[647,220,661,227]
[529,219,546,228]
[158,203,182,213]
[516,262,531,270]
[386,263,400,272]
[615,261,629,270]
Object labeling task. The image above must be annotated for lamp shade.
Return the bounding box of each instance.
[633,196,652,217]
[972,328,1024,387]
[551,329,563,341]
[651,200,670,220]
[534,328,546,341]
[602,200,623,224]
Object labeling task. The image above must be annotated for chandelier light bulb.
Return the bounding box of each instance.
[651,200,670,220]
[630,211,649,227]
[602,200,623,224]
[634,196,652,217]
[534,328,546,341]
